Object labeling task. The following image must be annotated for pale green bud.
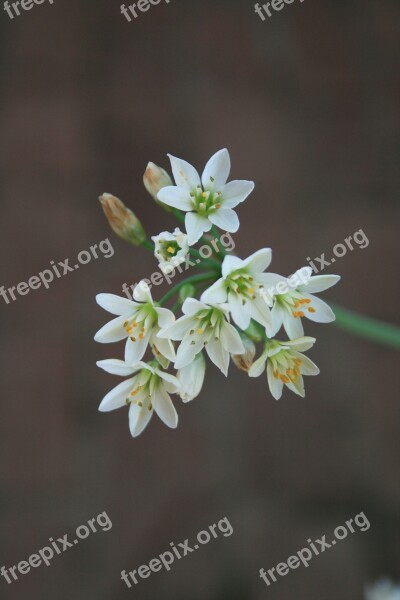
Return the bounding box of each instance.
[99,193,146,246]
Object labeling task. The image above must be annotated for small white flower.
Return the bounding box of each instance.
[366,580,400,600]
[157,149,254,245]
[264,267,340,339]
[248,337,319,400]
[201,248,274,332]
[158,298,245,376]
[94,280,175,364]
[151,227,188,273]
[177,352,206,402]
[97,360,179,437]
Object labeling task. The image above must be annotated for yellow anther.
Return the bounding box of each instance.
[215,203,221,209]
[304,299,311,304]
[139,333,145,340]
[294,367,300,377]
[273,370,280,379]
[202,192,208,198]
[248,287,254,295]
[197,328,204,335]
[167,246,175,254]
[281,375,290,384]
[123,321,128,328]
[308,307,315,313]
[298,311,305,317]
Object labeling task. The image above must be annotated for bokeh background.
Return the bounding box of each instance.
[0,0,399,598]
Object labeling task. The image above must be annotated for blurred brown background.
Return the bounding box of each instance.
[0,0,399,598]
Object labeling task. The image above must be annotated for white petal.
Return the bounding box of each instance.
[248,352,268,378]
[270,303,284,336]
[200,278,227,305]
[129,401,153,437]
[303,295,336,323]
[201,148,231,189]
[155,370,180,393]
[155,307,175,328]
[228,291,251,330]
[133,280,153,303]
[299,274,341,294]
[94,315,128,343]
[168,154,201,190]
[208,208,239,233]
[174,330,210,369]
[286,375,305,398]
[288,267,313,289]
[157,186,193,211]
[293,352,320,376]
[266,362,283,400]
[243,248,272,274]
[96,359,137,377]
[283,337,316,352]
[157,315,195,340]
[153,335,176,362]
[185,212,212,245]
[220,322,245,354]
[206,337,230,376]
[178,353,206,402]
[96,294,139,316]
[283,312,304,340]
[124,330,151,363]
[221,254,244,278]
[220,180,255,208]
[250,296,272,330]
[98,378,135,412]
[181,297,209,316]
[153,386,178,428]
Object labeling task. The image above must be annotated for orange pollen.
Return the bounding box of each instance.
[215,203,221,209]
[197,328,204,335]
[293,358,302,366]
[294,367,300,377]
[273,370,280,379]
[281,375,290,383]
[308,307,315,313]
[298,311,305,317]
[139,333,145,340]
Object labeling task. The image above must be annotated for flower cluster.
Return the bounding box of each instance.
[96,149,340,437]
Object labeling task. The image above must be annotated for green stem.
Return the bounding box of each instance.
[331,303,400,350]
[210,225,227,257]
[159,271,217,306]
[141,239,154,251]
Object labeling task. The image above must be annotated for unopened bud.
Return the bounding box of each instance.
[143,162,173,210]
[99,193,146,246]
[179,283,196,304]
[232,332,256,372]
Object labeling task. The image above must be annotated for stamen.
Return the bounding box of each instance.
[197,328,204,335]
[167,246,175,254]
[308,307,315,313]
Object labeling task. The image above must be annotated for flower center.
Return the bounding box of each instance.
[190,185,222,215]
[123,306,155,342]
[276,293,316,318]
[159,240,180,259]
[228,271,261,304]
[272,353,302,384]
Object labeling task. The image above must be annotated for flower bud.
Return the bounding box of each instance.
[179,283,196,304]
[143,162,173,210]
[99,193,146,246]
[232,332,256,373]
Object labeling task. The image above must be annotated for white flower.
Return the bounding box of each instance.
[177,352,206,402]
[151,227,188,273]
[94,280,175,364]
[248,337,319,399]
[97,360,179,437]
[264,267,340,339]
[158,298,245,376]
[366,580,400,600]
[157,149,254,245]
[201,248,274,332]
